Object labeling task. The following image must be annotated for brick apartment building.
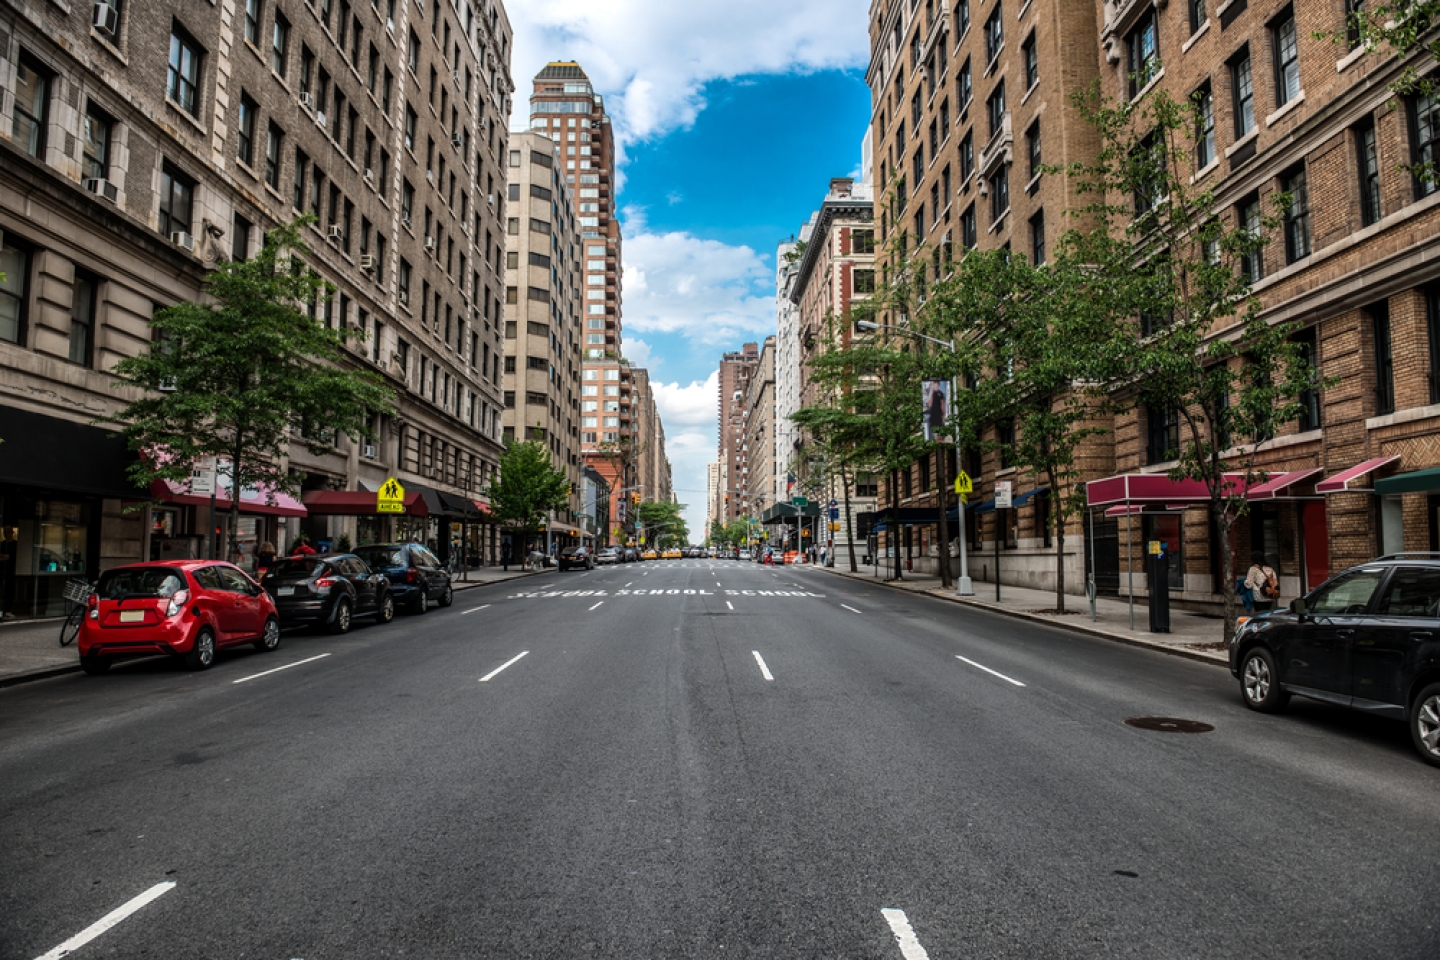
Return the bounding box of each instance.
[715,342,760,525]
[502,130,585,549]
[0,0,514,618]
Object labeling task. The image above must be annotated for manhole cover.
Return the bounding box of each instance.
[1123,717,1215,734]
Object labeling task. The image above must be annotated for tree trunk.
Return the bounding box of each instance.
[1218,504,1238,642]
[841,462,858,573]
[1051,471,1065,615]
[890,467,902,581]
[936,448,953,589]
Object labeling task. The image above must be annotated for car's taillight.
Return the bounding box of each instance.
[87,593,99,620]
[313,576,337,595]
[406,568,419,584]
[165,589,191,618]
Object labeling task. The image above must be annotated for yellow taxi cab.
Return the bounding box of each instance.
[662,548,683,559]
[642,549,659,560]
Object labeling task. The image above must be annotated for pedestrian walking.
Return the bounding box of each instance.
[1244,551,1281,612]
[256,541,277,577]
[502,542,511,571]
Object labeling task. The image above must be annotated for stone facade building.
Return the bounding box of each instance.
[0,0,514,617]
[742,336,777,522]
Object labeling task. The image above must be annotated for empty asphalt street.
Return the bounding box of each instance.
[3,558,1438,959]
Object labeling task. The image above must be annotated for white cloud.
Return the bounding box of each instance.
[623,337,654,367]
[620,213,777,346]
[508,0,869,148]
[652,372,720,536]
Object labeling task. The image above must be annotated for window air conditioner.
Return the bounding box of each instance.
[93,1,119,35]
[426,169,434,183]
[401,215,412,229]
[363,443,377,459]
[452,132,463,147]
[299,92,315,110]
[359,254,375,269]
[84,178,119,203]
[158,377,177,392]
[327,225,343,240]
[425,235,436,252]
[386,17,395,32]
[315,111,327,129]
[363,168,375,184]
[398,291,409,306]
[171,231,194,251]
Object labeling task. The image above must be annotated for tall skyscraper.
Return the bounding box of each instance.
[716,342,760,525]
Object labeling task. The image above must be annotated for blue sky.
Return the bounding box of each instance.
[507,0,873,536]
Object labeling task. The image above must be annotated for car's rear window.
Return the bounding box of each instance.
[266,559,327,580]
[97,567,186,600]
[357,547,407,568]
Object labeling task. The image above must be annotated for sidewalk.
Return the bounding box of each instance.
[0,566,543,688]
[816,563,1230,667]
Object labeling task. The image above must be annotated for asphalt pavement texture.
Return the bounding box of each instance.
[2,558,1438,959]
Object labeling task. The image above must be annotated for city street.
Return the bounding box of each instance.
[2,559,1438,959]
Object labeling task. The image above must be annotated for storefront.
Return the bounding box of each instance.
[148,472,309,574]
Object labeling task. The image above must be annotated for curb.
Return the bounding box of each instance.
[821,568,1228,668]
[0,663,81,688]
[453,570,542,591]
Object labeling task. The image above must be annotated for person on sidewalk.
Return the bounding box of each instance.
[1244,551,1280,613]
[256,541,277,576]
[293,535,316,557]
[502,542,511,572]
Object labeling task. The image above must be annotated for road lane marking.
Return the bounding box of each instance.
[479,651,530,682]
[34,882,176,960]
[955,655,1026,687]
[752,651,774,681]
[461,604,491,616]
[880,908,931,960]
[588,601,604,611]
[726,601,734,610]
[232,654,332,685]
[841,604,862,614]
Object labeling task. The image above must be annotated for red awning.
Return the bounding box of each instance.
[1087,474,1221,507]
[1244,468,1323,501]
[1316,457,1401,494]
[150,478,308,518]
[302,490,429,516]
[1103,504,1191,517]
[471,500,493,518]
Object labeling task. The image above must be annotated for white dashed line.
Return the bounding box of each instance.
[955,655,1026,687]
[880,908,931,960]
[752,651,774,681]
[479,651,530,682]
[34,882,177,960]
[461,604,491,616]
[588,601,604,611]
[840,604,862,614]
[232,653,332,684]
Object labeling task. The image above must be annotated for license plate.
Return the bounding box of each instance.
[277,586,295,597]
[118,610,145,623]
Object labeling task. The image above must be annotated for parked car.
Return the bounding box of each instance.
[262,555,395,633]
[1230,554,1440,767]
[559,545,595,571]
[77,561,281,674]
[642,549,659,560]
[354,543,454,614]
[595,546,624,565]
[624,547,641,563]
[737,550,752,562]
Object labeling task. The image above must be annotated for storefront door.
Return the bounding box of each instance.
[1301,501,1330,592]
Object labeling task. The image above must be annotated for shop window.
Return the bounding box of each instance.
[1037,489,1052,547]
[1143,513,1185,590]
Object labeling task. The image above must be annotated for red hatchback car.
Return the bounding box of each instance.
[77,561,281,674]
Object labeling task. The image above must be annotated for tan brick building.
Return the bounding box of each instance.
[716,342,760,524]
[0,0,514,616]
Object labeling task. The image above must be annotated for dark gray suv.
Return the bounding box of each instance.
[1230,554,1440,767]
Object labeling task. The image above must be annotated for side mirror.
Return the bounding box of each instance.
[1290,597,1307,618]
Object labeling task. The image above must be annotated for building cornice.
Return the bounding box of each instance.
[789,198,874,304]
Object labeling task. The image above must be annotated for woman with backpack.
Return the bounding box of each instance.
[1244,550,1281,612]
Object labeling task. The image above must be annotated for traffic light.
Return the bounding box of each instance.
[632,492,641,506]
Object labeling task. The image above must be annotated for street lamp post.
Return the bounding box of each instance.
[857,320,973,596]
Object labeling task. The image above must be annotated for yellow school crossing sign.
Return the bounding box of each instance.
[377,477,406,514]
[954,471,973,495]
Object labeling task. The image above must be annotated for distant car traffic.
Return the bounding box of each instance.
[642,549,659,560]
[595,546,624,565]
[1230,554,1440,767]
[737,550,751,561]
[662,548,683,559]
[77,561,281,674]
[623,547,640,563]
[559,545,595,571]
[353,543,453,614]
[263,554,395,633]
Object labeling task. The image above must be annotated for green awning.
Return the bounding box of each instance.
[1375,467,1440,497]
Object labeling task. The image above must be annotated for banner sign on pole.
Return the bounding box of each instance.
[923,379,951,443]
[995,480,1013,510]
[190,457,217,496]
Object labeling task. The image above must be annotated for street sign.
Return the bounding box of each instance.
[829,508,840,520]
[792,496,808,507]
[190,457,217,496]
[995,480,1013,509]
[830,522,841,532]
[377,477,406,514]
[828,499,838,509]
[954,471,973,495]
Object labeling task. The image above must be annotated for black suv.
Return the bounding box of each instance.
[1230,554,1440,766]
[263,555,395,634]
[353,543,453,614]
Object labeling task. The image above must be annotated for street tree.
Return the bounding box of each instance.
[109,217,394,561]
[636,499,688,549]
[1063,83,1317,640]
[489,440,570,564]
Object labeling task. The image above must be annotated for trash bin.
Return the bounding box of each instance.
[1147,542,1171,634]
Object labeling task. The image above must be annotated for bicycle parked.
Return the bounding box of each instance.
[59,578,92,647]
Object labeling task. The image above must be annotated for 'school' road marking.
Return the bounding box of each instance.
[34,882,176,960]
[752,651,774,681]
[956,655,1026,687]
[479,651,530,682]
[461,604,491,616]
[232,654,331,685]
[880,908,932,960]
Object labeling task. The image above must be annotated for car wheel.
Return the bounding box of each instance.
[1410,682,1440,767]
[185,627,216,671]
[81,653,111,676]
[253,617,281,653]
[411,589,428,615]
[376,592,395,624]
[439,584,454,608]
[329,597,353,634]
[1239,647,1288,713]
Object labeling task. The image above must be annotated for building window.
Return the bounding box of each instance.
[1026,121,1041,179]
[1146,405,1179,464]
[987,80,1006,140]
[404,105,417,151]
[1271,7,1300,107]
[0,240,29,346]
[1294,328,1321,431]
[231,211,252,262]
[961,204,977,248]
[984,4,1003,63]
[1231,47,1255,138]
[237,92,257,166]
[265,123,283,188]
[1189,0,1206,34]
[1127,8,1159,99]
[407,29,420,72]
[158,163,195,237]
[167,25,204,116]
[82,103,113,182]
[1411,86,1440,198]
[12,55,50,159]
[958,57,972,109]
[1023,32,1038,89]
[244,0,262,44]
[1030,209,1045,264]
[1195,83,1216,169]
[990,163,1010,221]
[1238,193,1263,283]
[1281,165,1310,263]
[1357,115,1381,225]
[1345,0,1366,49]
[292,149,307,210]
[1372,300,1395,415]
[272,12,290,75]
[1429,287,1440,404]
[68,271,98,367]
